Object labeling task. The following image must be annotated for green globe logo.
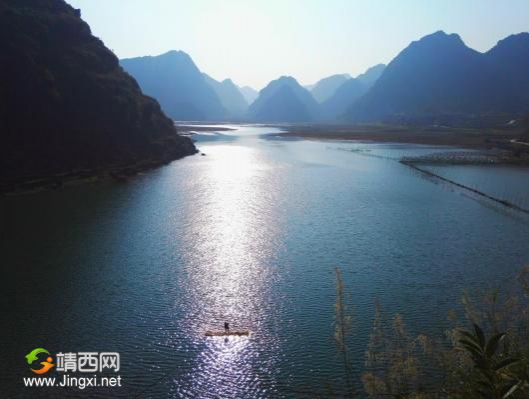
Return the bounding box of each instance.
[25,348,55,374]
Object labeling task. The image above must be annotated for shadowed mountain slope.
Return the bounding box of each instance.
[0,0,196,188]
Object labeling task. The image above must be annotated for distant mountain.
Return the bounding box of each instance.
[121,51,226,121]
[247,76,321,122]
[309,66,385,119]
[310,74,351,103]
[355,64,386,89]
[0,0,196,189]
[347,31,529,123]
[238,85,259,105]
[203,74,248,118]
[484,33,529,111]
[321,78,367,119]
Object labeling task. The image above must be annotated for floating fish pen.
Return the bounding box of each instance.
[400,150,506,165]
[336,144,529,214]
[333,147,399,161]
[401,161,529,216]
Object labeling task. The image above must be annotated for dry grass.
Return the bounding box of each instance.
[328,266,529,399]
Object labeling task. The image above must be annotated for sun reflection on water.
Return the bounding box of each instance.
[176,143,283,397]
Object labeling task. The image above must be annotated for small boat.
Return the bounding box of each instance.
[204,330,250,337]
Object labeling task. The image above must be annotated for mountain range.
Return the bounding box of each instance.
[0,0,196,190]
[347,31,529,124]
[248,65,387,122]
[5,2,527,193]
[120,51,227,121]
[119,49,388,123]
[119,30,529,125]
[4,0,528,192]
[121,51,258,121]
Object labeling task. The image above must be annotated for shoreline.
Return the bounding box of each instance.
[0,158,184,196]
[270,123,525,148]
[1,136,198,196]
[4,123,528,196]
[270,123,529,166]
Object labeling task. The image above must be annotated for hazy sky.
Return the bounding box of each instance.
[68,0,529,90]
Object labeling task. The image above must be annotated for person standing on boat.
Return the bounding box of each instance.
[224,322,230,333]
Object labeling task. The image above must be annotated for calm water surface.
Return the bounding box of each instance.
[2,125,529,398]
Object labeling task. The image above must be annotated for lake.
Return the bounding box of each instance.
[3,125,529,398]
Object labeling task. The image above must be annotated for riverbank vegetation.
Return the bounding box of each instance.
[326,267,529,398]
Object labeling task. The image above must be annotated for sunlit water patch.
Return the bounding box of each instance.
[3,125,529,398]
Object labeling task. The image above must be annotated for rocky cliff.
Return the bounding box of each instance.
[0,0,196,191]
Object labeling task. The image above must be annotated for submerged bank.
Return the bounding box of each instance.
[272,123,529,165]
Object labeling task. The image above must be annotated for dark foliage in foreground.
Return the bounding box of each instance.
[324,267,529,399]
